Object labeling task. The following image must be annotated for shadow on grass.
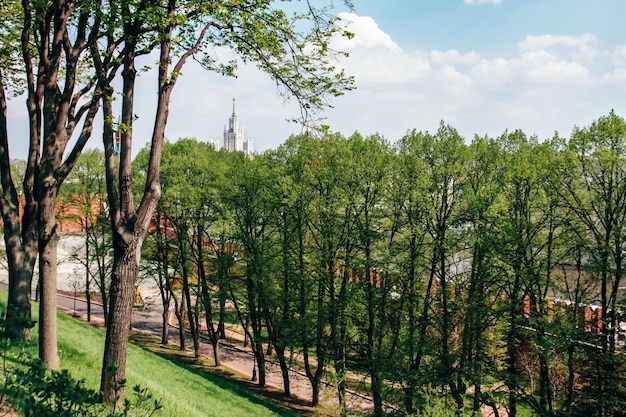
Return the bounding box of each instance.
[128,333,315,417]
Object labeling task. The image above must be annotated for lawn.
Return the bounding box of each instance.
[0,290,302,417]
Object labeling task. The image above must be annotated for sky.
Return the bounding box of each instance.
[6,0,626,158]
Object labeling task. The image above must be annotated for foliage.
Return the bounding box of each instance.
[134,112,626,416]
[0,291,302,417]
[5,359,162,417]
[95,0,356,403]
[0,309,161,417]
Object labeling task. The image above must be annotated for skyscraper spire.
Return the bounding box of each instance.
[223,98,252,156]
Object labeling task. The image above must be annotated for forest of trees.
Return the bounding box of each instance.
[64,112,626,417]
[0,0,352,406]
[1,0,625,415]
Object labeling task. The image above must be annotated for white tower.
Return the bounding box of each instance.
[223,98,253,155]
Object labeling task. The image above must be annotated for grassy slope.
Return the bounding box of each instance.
[1,291,300,417]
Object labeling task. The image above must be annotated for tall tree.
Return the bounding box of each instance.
[393,125,469,414]
[348,133,396,417]
[142,209,179,345]
[157,139,227,359]
[135,145,178,345]
[393,130,431,414]
[556,112,626,416]
[0,0,102,370]
[524,141,563,416]
[458,135,506,415]
[223,153,277,387]
[96,0,353,403]
[302,133,356,407]
[420,123,468,413]
[259,147,302,397]
[493,130,554,417]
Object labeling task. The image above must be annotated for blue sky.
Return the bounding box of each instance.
[309,0,625,146]
[6,0,626,158]
[348,1,624,51]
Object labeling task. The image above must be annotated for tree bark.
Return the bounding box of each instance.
[2,205,37,341]
[4,241,36,340]
[0,70,37,341]
[174,293,187,351]
[182,261,200,358]
[161,299,171,345]
[85,224,92,322]
[100,237,138,403]
[38,203,60,369]
[275,345,290,397]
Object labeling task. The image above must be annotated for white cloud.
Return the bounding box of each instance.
[509,34,597,86]
[333,13,430,86]
[464,0,502,5]
[431,49,481,66]
[518,33,600,60]
[335,13,400,51]
[470,58,512,86]
[610,44,626,67]
[516,50,591,84]
[342,48,431,86]
[602,68,626,89]
[437,64,474,96]
[319,16,617,145]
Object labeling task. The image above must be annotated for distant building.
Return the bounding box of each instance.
[223,98,253,156]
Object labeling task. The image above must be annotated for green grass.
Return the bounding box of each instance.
[0,290,301,417]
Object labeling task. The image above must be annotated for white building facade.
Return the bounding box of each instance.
[223,98,253,156]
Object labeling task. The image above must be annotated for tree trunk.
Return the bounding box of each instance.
[402,234,419,415]
[174,294,187,351]
[85,231,92,322]
[538,337,552,415]
[2,226,35,340]
[5,246,36,341]
[243,317,249,347]
[275,345,291,397]
[310,373,322,407]
[199,258,222,367]
[301,265,325,408]
[100,238,138,404]
[38,194,60,370]
[245,256,267,387]
[183,274,200,358]
[161,299,171,345]
[506,289,520,417]
[100,273,109,328]
[0,71,31,340]
[371,370,383,417]
[218,296,226,339]
[251,327,266,387]
[1,124,36,341]
[212,338,222,367]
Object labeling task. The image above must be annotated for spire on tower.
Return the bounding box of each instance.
[223,98,252,156]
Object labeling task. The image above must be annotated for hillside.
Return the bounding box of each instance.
[0,290,305,417]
